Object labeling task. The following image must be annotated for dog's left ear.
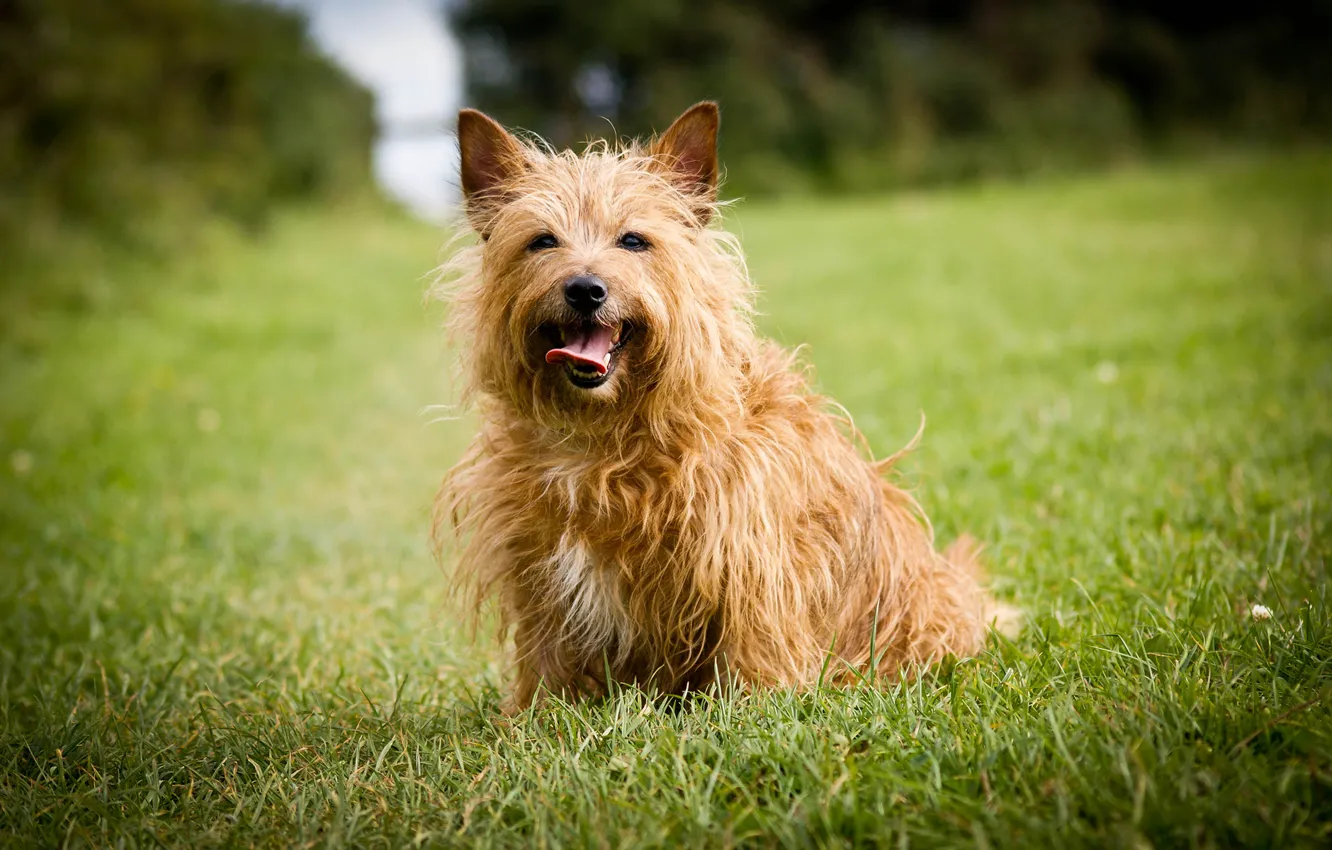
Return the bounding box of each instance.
[651,101,719,225]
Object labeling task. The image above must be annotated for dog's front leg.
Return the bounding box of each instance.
[506,617,606,713]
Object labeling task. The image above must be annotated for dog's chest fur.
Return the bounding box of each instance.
[529,458,714,671]
[546,537,632,655]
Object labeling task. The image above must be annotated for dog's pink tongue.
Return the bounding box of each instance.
[545,325,614,375]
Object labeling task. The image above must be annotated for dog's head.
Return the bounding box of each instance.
[442,103,754,435]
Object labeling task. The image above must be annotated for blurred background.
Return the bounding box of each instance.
[3,0,1329,254]
[2,5,1330,843]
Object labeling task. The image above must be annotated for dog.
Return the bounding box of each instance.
[434,102,1013,711]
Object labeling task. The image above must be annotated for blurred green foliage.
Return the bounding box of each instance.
[0,0,375,266]
[452,0,1332,196]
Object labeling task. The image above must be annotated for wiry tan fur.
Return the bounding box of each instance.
[432,103,1012,712]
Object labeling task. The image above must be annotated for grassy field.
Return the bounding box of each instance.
[2,156,1330,847]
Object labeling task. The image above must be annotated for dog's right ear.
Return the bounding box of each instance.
[457,109,525,236]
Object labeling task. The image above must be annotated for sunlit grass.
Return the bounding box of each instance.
[2,156,1329,846]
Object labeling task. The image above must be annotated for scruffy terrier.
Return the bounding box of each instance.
[435,102,1012,711]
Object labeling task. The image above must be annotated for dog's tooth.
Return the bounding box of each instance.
[611,325,622,344]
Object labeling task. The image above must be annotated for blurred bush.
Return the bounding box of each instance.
[452,0,1331,196]
[0,0,375,265]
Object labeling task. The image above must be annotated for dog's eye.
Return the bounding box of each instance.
[617,232,650,252]
[527,233,559,252]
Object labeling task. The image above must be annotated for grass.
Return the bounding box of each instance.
[1,155,1330,847]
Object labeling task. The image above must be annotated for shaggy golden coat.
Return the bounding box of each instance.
[434,103,1005,711]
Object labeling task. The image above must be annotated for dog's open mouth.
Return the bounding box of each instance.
[542,321,633,388]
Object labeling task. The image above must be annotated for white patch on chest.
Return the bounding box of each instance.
[549,538,632,659]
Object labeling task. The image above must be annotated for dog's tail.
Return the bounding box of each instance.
[944,534,1022,639]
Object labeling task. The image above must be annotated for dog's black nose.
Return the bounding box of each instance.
[564,275,608,315]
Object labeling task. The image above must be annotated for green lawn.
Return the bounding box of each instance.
[2,156,1330,847]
